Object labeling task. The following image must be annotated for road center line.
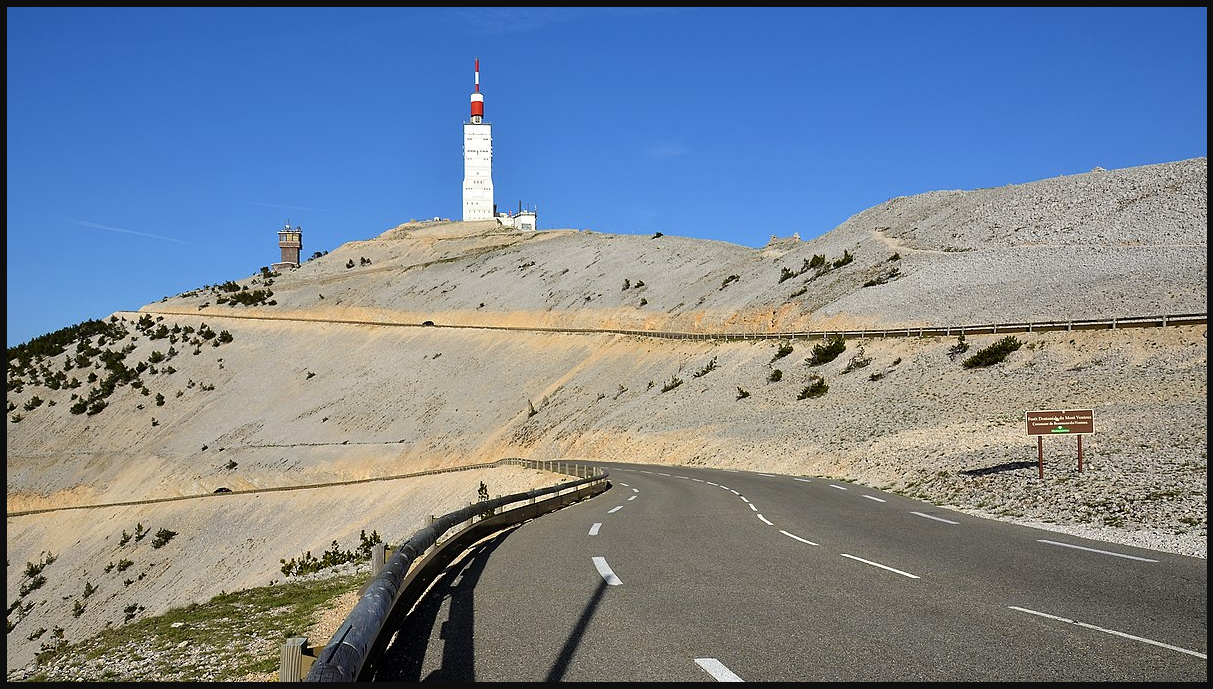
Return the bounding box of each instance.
[627,495,637,501]
[748,503,758,512]
[758,474,776,478]
[780,530,818,545]
[1008,606,1205,658]
[740,497,750,503]
[793,477,812,483]
[588,522,602,536]
[592,556,622,586]
[841,553,920,579]
[861,495,886,503]
[608,506,623,514]
[632,487,639,492]
[676,475,690,480]
[694,658,745,682]
[757,514,773,525]
[1036,539,1159,562]
[829,484,848,491]
[912,511,959,524]
[706,481,719,486]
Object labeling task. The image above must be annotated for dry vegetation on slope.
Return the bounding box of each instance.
[6,157,1207,676]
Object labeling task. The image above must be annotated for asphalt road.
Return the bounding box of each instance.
[370,461,1207,682]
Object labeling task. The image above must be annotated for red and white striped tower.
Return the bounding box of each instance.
[463,57,494,220]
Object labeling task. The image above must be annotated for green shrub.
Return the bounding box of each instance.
[778,267,797,283]
[841,351,873,373]
[692,357,718,378]
[831,250,854,268]
[768,369,782,383]
[806,336,846,366]
[771,342,793,363]
[151,528,178,549]
[798,375,829,399]
[947,333,970,360]
[736,387,750,400]
[963,336,1023,368]
[661,376,684,392]
[19,575,46,597]
[24,553,56,578]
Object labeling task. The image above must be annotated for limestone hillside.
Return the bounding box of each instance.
[6,157,1207,672]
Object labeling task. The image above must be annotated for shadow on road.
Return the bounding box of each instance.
[545,579,609,682]
[371,530,511,682]
[369,528,613,682]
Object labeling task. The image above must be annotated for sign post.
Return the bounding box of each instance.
[1026,409,1094,477]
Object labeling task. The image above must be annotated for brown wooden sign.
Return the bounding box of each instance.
[1026,409,1094,436]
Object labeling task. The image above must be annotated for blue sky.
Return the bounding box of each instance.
[6,7,1207,347]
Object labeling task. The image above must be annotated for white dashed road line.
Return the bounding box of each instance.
[757,514,773,526]
[841,553,920,579]
[695,658,745,682]
[588,522,602,536]
[912,511,959,525]
[1036,539,1159,562]
[829,484,848,491]
[627,495,637,501]
[592,557,622,586]
[780,530,818,546]
[608,506,623,514]
[793,477,812,483]
[861,495,886,503]
[1008,606,1205,658]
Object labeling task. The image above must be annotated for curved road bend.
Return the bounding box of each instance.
[371,462,1206,682]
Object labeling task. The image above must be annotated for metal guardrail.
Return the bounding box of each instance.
[134,309,1207,343]
[6,457,554,518]
[292,459,609,682]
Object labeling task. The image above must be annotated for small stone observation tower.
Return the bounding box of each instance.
[273,223,303,270]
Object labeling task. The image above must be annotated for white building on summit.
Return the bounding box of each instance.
[462,57,494,221]
[461,58,538,231]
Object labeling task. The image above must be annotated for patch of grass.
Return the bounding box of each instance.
[660,376,684,392]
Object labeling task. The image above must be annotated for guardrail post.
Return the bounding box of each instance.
[280,637,309,682]
[371,543,386,575]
